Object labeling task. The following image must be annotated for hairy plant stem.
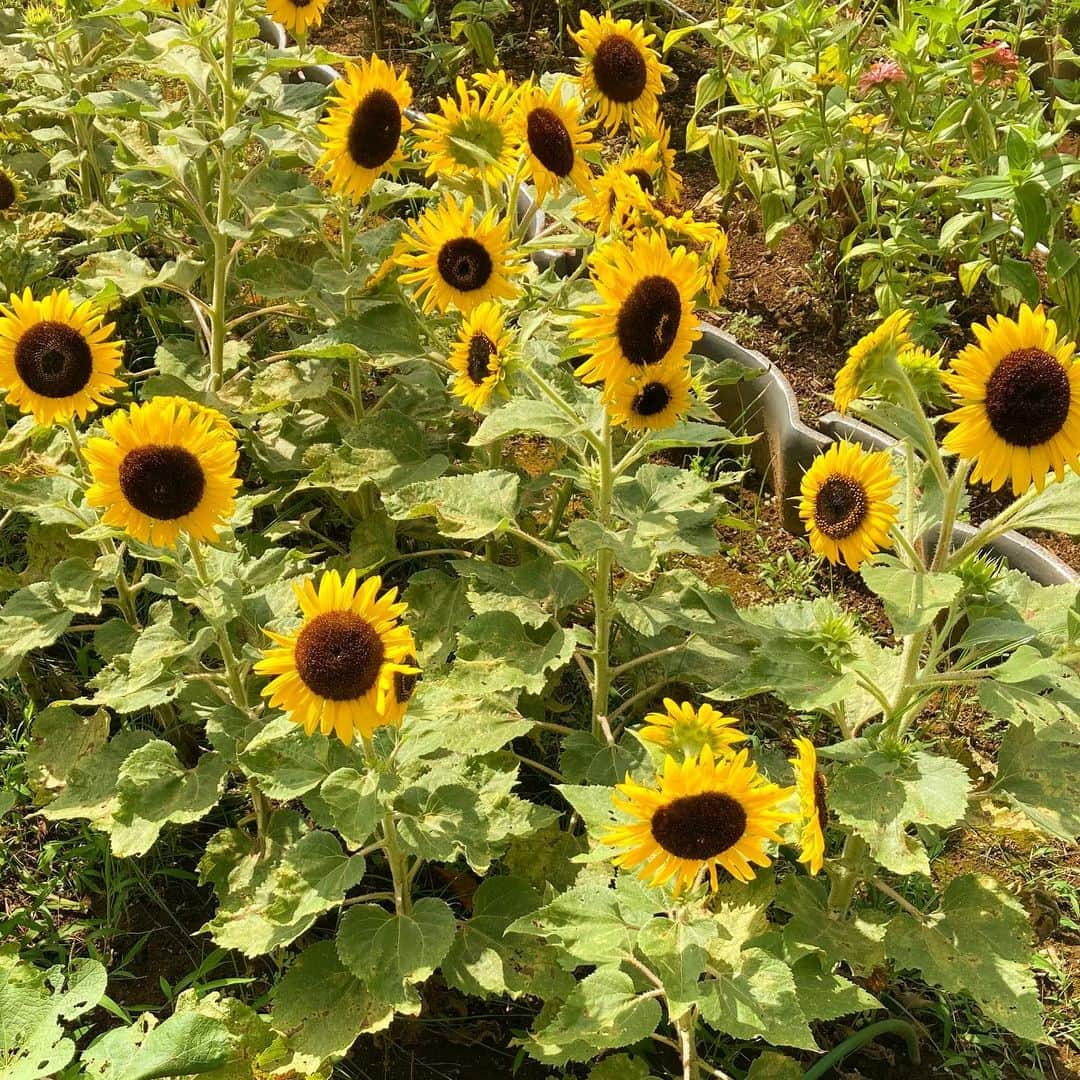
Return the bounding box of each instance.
[189,537,270,849]
[930,459,972,571]
[591,413,615,744]
[62,418,139,626]
[208,0,238,392]
[827,833,869,915]
[675,1009,700,1080]
[361,735,411,915]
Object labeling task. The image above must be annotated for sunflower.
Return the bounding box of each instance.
[604,360,693,430]
[448,301,512,409]
[516,78,597,205]
[414,74,519,188]
[637,699,747,759]
[265,0,329,37]
[789,737,826,876]
[316,56,413,203]
[0,167,20,212]
[383,653,421,728]
[396,195,522,315]
[833,309,913,413]
[798,440,899,570]
[0,288,124,426]
[254,570,419,745]
[572,229,703,385]
[83,398,240,547]
[701,228,731,307]
[572,10,669,131]
[581,162,657,235]
[633,113,683,201]
[942,304,1080,495]
[604,745,796,894]
[148,395,236,436]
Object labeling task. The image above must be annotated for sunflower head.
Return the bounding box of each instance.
[701,228,731,307]
[632,113,683,201]
[572,229,703,385]
[604,359,693,431]
[943,303,1080,495]
[789,737,826,876]
[0,288,124,426]
[265,0,329,37]
[148,395,236,436]
[395,195,523,315]
[316,56,413,203]
[83,397,241,548]
[415,74,520,188]
[637,699,747,759]
[448,301,512,410]
[516,78,597,205]
[572,10,669,131]
[0,167,21,212]
[798,440,899,571]
[604,745,796,894]
[581,164,657,235]
[833,309,914,413]
[254,570,419,745]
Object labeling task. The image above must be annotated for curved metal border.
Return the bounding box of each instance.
[253,20,1074,585]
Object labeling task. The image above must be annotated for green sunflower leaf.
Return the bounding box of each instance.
[885,873,1046,1042]
[335,898,457,1013]
[992,719,1080,840]
[384,469,520,539]
[269,941,394,1073]
[829,748,971,875]
[523,966,663,1066]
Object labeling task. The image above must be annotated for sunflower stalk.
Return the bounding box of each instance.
[208,0,240,392]
[61,418,139,626]
[590,411,616,744]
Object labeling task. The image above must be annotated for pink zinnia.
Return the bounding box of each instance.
[858,59,906,94]
[972,41,1019,86]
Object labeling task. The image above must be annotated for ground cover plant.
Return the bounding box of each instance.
[0,0,1079,1078]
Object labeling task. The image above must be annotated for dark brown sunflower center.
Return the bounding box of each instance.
[814,475,868,539]
[593,34,648,103]
[526,107,575,177]
[393,655,420,705]
[294,610,385,701]
[0,171,14,211]
[626,167,654,194]
[813,771,828,833]
[118,445,206,521]
[616,275,682,367]
[632,381,671,417]
[437,237,493,293]
[467,332,496,385]
[13,321,93,399]
[984,347,1071,448]
[347,88,403,170]
[650,792,748,860]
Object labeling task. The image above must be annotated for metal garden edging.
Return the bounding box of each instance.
[254,22,1075,586]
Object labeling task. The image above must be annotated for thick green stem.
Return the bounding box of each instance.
[63,418,139,625]
[208,0,238,390]
[930,459,972,571]
[675,1009,700,1080]
[827,833,868,914]
[802,1019,920,1079]
[381,810,411,915]
[348,356,365,422]
[591,413,615,744]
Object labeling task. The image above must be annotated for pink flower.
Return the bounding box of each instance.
[972,41,1019,86]
[858,59,906,94]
